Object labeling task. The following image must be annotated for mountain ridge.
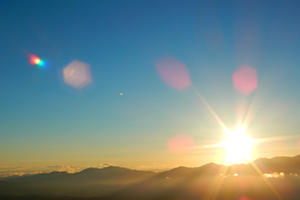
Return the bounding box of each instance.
[1,155,300,199]
[2,155,300,182]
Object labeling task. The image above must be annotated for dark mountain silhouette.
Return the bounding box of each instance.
[71,166,155,184]
[253,155,300,174]
[155,163,224,180]
[106,156,300,200]
[1,155,300,200]
[0,166,155,197]
[1,166,155,184]
[1,171,69,183]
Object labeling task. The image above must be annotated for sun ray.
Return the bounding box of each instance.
[254,134,300,143]
[211,165,229,200]
[242,81,261,128]
[242,68,269,128]
[191,81,284,200]
[193,143,224,150]
[246,156,283,200]
[192,86,230,134]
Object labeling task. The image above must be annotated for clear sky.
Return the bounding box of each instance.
[1,0,300,176]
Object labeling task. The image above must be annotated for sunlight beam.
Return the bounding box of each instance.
[192,86,230,134]
[247,157,283,200]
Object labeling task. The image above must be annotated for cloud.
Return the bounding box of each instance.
[53,163,115,173]
[0,171,42,178]
[0,163,116,177]
[56,165,82,173]
[46,165,64,168]
[55,163,116,173]
[91,163,113,168]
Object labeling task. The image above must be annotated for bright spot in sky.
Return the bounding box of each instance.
[28,54,45,67]
[223,126,253,164]
[63,60,93,90]
[120,93,123,96]
[167,134,194,156]
[155,56,191,91]
[232,65,257,95]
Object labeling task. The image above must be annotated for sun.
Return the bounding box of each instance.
[223,126,253,165]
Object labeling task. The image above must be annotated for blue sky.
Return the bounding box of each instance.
[1,0,300,175]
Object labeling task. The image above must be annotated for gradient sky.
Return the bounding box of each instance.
[1,0,300,176]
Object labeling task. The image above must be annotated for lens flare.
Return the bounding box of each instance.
[167,134,194,156]
[155,56,191,91]
[232,65,257,95]
[29,54,45,67]
[63,60,93,90]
